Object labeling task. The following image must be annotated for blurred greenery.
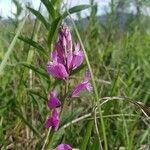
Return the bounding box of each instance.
[0,0,150,149]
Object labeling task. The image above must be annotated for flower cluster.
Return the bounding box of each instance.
[45,24,92,149]
[45,91,61,130]
[47,25,84,79]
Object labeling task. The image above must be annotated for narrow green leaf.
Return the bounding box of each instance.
[80,121,93,150]
[51,0,60,6]
[18,35,47,55]
[71,64,86,76]
[51,128,65,148]
[0,15,28,76]
[48,17,61,45]
[90,135,100,150]
[14,109,42,139]
[40,0,58,19]
[62,5,91,18]
[21,63,49,80]
[27,7,49,29]
[12,0,22,16]
[28,89,47,101]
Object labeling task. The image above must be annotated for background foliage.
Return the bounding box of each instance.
[0,0,150,149]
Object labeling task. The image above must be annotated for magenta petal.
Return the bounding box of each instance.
[45,109,60,130]
[47,62,69,79]
[72,82,88,97]
[71,43,84,70]
[48,91,61,109]
[51,50,57,62]
[72,70,92,97]
[56,144,72,150]
[63,36,67,48]
[67,52,73,70]
[55,42,65,65]
[85,82,93,92]
[71,50,84,70]
[84,70,91,82]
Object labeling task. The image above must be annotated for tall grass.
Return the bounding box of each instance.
[0,0,150,149]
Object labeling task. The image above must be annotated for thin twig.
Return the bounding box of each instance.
[42,128,51,150]
[61,96,150,129]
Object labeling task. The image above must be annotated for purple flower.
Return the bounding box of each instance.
[70,43,84,70]
[56,144,72,150]
[72,70,93,97]
[57,25,84,72]
[59,25,72,54]
[45,109,60,130]
[47,25,84,79]
[48,90,61,109]
[47,61,69,79]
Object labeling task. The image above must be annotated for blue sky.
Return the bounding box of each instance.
[0,0,110,18]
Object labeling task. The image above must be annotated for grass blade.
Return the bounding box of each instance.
[80,120,93,150]
[14,109,42,139]
[47,17,61,45]
[69,14,108,150]
[21,63,50,80]
[40,0,58,19]
[27,7,49,29]
[19,35,47,55]
[62,5,91,18]
[0,15,28,76]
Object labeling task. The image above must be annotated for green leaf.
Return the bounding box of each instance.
[40,0,58,19]
[14,109,42,139]
[0,15,28,76]
[51,128,65,148]
[71,64,86,76]
[48,17,61,45]
[90,135,100,150]
[28,89,47,102]
[62,5,91,18]
[21,63,50,80]
[51,0,60,6]
[12,0,22,16]
[80,120,93,150]
[27,7,49,29]
[18,35,47,56]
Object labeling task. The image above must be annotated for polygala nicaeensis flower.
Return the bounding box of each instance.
[56,144,72,150]
[47,24,84,79]
[45,109,60,130]
[48,90,61,109]
[72,70,93,97]
[47,50,69,79]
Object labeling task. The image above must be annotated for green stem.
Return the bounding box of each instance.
[42,128,51,150]
[44,130,55,150]
[71,19,108,150]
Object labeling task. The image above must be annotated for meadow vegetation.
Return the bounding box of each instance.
[0,0,150,149]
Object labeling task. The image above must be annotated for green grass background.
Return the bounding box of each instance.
[0,0,150,149]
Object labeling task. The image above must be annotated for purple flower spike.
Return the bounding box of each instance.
[48,91,61,109]
[47,61,69,79]
[56,144,72,150]
[47,24,85,80]
[72,70,93,97]
[45,109,60,130]
[59,25,72,53]
[70,43,84,70]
